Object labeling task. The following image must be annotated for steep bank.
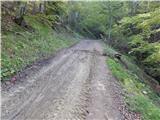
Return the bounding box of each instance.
[104,44,160,120]
[1,14,80,81]
[111,8,160,83]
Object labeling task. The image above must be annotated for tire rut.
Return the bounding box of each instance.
[2,51,78,120]
[2,40,125,120]
[51,52,94,120]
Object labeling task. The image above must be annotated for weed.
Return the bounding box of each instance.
[106,46,160,120]
[1,15,78,81]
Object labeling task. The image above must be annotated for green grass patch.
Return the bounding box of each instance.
[105,44,160,120]
[129,95,160,120]
[1,15,79,81]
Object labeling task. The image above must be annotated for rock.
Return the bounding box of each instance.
[142,90,147,95]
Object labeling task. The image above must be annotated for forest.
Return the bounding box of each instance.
[1,1,160,120]
[2,1,160,83]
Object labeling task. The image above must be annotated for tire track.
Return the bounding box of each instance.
[45,52,93,120]
[2,40,124,120]
[2,51,78,120]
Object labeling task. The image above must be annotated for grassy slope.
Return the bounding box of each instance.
[1,15,79,81]
[104,44,160,120]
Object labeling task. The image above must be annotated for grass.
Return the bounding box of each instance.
[129,95,160,120]
[1,15,79,81]
[104,44,160,120]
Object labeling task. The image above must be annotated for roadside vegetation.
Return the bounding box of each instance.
[111,8,160,83]
[1,17,78,81]
[1,1,80,81]
[105,45,160,120]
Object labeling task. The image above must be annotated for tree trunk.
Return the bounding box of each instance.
[39,2,44,13]
[19,2,27,17]
[32,2,36,15]
[147,1,150,12]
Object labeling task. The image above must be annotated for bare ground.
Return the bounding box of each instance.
[1,40,139,120]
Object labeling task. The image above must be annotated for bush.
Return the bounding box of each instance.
[111,8,160,82]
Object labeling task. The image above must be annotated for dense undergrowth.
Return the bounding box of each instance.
[105,44,160,120]
[111,8,160,83]
[1,14,79,81]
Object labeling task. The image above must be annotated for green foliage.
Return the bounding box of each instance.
[106,57,160,120]
[129,35,144,47]
[111,7,160,82]
[1,15,78,81]
[129,95,160,120]
[30,14,57,27]
[107,58,144,94]
[103,44,118,57]
[46,1,67,16]
[66,1,128,38]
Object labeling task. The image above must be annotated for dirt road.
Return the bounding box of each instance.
[2,40,125,120]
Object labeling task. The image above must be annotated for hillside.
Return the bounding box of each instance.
[1,1,80,81]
